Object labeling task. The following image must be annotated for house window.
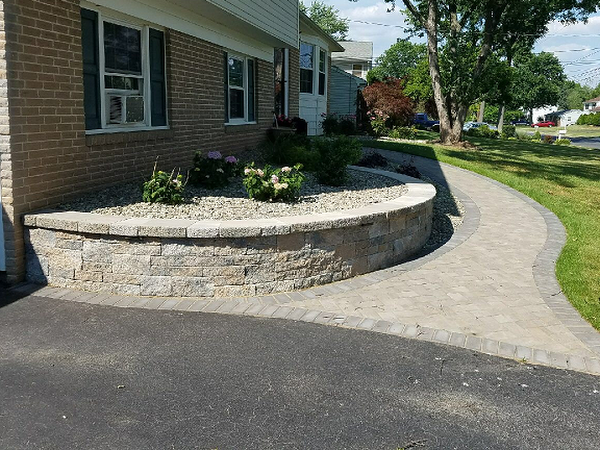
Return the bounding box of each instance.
[300,42,314,93]
[318,48,326,96]
[81,8,167,131]
[225,53,256,123]
[352,64,363,77]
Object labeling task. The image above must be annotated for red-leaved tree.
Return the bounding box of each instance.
[362,78,414,127]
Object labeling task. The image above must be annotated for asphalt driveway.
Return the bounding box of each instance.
[1,293,599,449]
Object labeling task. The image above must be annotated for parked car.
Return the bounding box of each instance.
[463,122,497,131]
[531,121,556,127]
[511,118,529,126]
[413,113,440,130]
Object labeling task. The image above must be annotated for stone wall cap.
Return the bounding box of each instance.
[23,167,436,238]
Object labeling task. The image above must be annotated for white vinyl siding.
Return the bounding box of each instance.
[206,0,298,47]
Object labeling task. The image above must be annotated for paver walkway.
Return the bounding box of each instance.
[17,151,600,374]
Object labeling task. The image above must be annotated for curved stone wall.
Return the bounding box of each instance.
[23,167,435,298]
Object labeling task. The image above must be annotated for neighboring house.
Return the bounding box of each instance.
[545,110,587,127]
[531,106,558,123]
[0,0,340,283]
[331,41,373,80]
[329,66,366,117]
[583,96,600,112]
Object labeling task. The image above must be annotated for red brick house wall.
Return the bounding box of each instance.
[0,0,274,282]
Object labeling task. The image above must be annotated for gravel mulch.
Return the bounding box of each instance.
[58,169,408,221]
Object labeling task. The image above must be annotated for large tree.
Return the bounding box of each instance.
[300,1,349,40]
[383,0,599,144]
[367,39,426,83]
[511,52,566,119]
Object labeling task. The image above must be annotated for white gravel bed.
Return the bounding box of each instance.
[58,169,408,221]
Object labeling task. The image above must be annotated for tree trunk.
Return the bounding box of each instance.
[424,0,456,144]
[477,101,485,122]
[498,105,506,134]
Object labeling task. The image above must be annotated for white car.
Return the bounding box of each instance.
[463,122,497,131]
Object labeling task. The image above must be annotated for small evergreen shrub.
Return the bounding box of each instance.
[320,113,339,136]
[243,163,304,202]
[501,124,516,139]
[357,150,388,168]
[190,151,238,188]
[338,116,357,136]
[388,126,418,140]
[142,166,186,205]
[396,156,421,179]
[312,136,362,186]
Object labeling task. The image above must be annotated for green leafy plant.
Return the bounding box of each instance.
[388,126,418,140]
[369,116,388,138]
[533,130,542,141]
[142,165,186,205]
[312,135,362,186]
[320,113,339,136]
[260,134,319,171]
[243,163,305,202]
[190,151,238,188]
[554,138,571,146]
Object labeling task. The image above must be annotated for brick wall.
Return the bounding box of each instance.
[0,1,11,281]
[0,1,274,282]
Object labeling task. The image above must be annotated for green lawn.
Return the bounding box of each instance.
[367,135,600,330]
[517,124,600,138]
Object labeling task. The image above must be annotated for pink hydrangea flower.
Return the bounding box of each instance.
[281,166,291,173]
[244,168,252,175]
[256,169,264,177]
[225,156,237,164]
[207,151,222,160]
[271,175,279,184]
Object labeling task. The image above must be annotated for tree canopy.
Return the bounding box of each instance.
[381,0,599,143]
[367,39,426,83]
[300,1,349,41]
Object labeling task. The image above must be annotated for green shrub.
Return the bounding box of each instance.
[338,117,357,136]
[501,124,516,139]
[142,166,186,205]
[312,136,362,186]
[190,151,238,188]
[260,134,319,171]
[543,135,555,145]
[576,112,600,126]
[533,130,542,141]
[554,138,571,146]
[320,113,339,136]
[243,163,304,202]
[466,125,499,139]
[388,126,418,140]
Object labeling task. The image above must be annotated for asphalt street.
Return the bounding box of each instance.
[1,291,599,449]
[569,136,600,150]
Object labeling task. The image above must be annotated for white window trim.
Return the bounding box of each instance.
[226,52,257,125]
[318,47,327,97]
[85,7,169,134]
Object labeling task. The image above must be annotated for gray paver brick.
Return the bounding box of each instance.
[187,300,210,312]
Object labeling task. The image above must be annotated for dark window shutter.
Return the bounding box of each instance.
[149,29,167,127]
[247,59,255,122]
[224,51,229,123]
[81,8,101,130]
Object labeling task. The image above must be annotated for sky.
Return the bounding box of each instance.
[321,0,600,88]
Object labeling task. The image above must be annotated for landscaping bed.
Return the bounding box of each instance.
[58,169,408,221]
